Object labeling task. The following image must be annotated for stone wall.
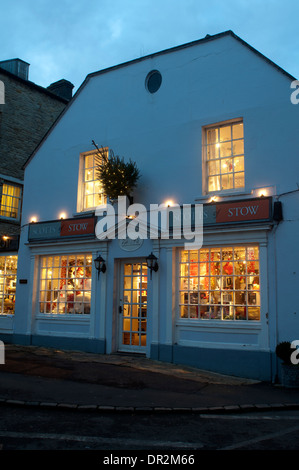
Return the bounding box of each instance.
[0,68,68,242]
[0,69,67,180]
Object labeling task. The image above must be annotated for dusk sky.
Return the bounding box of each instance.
[1,0,298,92]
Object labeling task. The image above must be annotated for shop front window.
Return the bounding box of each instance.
[39,254,92,315]
[0,255,18,314]
[179,246,260,321]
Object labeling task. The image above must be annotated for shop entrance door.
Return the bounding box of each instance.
[118,260,147,353]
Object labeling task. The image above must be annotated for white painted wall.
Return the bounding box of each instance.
[21,34,299,221]
[12,33,299,361]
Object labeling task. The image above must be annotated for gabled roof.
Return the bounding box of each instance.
[23,30,296,169]
[86,30,296,83]
[0,64,68,104]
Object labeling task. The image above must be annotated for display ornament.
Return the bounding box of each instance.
[92,141,140,204]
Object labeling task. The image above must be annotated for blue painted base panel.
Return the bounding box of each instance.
[173,345,272,381]
[0,334,106,355]
[151,343,272,381]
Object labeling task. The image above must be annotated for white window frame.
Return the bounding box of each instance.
[0,254,18,315]
[0,181,22,221]
[30,243,108,341]
[38,253,92,315]
[202,119,245,195]
[178,245,260,322]
[77,149,107,213]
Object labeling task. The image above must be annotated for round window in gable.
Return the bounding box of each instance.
[146,70,162,94]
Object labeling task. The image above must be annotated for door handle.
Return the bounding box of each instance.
[119,305,123,313]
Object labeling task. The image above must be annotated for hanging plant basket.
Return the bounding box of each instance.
[92,142,140,204]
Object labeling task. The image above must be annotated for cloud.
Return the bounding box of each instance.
[0,0,298,91]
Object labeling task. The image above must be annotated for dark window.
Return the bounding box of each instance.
[146,70,162,94]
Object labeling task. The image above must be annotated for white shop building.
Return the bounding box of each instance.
[2,31,299,381]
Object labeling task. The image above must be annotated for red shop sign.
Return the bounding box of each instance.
[216,197,271,223]
[60,217,95,237]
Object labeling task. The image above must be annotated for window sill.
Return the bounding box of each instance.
[73,210,95,217]
[176,318,261,328]
[195,189,252,203]
[0,216,20,224]
[36,313,90,319]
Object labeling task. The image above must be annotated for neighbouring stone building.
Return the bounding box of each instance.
[0,58,73,314]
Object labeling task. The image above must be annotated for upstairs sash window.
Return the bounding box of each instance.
[78,150,106,212]
[204,121,244,193]
[0,183,22,219]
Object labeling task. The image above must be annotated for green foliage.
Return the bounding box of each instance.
[276,341,293,365]
[94,145,140,202]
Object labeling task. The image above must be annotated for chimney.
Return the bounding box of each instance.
[0,58,30,80]
[47,79,74,101]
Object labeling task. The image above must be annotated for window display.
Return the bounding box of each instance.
[0,255,18,314]
[39,254,92,314]
[179,246,260,321]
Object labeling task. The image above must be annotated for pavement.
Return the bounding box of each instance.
[0,343,299,414]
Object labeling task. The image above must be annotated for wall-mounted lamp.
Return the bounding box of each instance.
[30,217,37,223]
[165,200,174,207]
[146,252,159,279]
[59,212,66,219]
[257,188,268,198]
[94,254,106,278]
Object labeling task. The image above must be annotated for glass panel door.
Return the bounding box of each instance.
[119,261,147,352]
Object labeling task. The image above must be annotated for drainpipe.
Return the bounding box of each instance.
[273,223,279,383]
[272,198,283,383]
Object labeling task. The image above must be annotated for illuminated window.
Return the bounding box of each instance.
[204,121,244,193]
[0,255,18,314]
[39,254,92,315]
[78,151,106,211]
[179,246,260,321]
[0,183,22,219]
